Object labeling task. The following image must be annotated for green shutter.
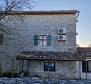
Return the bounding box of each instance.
[34,35,38,46]
[47,35,51,46]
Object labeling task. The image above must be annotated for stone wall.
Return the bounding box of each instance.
[1,14,77,52]
[0,14,77,73]
[21,61,79,79]
[0,78,90,84]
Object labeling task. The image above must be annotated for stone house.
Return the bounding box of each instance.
[0,10,91,79]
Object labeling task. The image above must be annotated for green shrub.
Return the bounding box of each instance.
[0,72,19,78]
[0,71,29,78]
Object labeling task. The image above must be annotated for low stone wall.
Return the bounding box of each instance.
[0,78,91,84]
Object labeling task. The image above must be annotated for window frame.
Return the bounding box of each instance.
[82,61,91,73]
[34,35,51,46]
[44,62,55,72]
[39,35,47,46]
[88,61,91,72]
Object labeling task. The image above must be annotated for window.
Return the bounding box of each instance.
[0,34,3,45]
[82,61,91,72]
[34,35,51,46]
[88,61,91,72]
[44,62,55,71]
[39,35,47,46]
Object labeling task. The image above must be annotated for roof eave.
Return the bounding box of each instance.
[0,10,79,15]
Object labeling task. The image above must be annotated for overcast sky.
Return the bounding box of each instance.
[33,0,91,47]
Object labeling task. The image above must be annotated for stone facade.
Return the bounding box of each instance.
[0,11,79,79]
[1,14,77,52]
[23,61,79,79]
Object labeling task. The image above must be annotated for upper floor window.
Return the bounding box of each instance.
[34,35,51,46]
[0,34,3,45]
[39,35,47,46]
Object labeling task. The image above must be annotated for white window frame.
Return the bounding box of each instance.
[39,35,47,46]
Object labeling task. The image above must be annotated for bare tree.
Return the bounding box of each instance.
[0,0,32,21]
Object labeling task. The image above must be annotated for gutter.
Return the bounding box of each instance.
[76,11,80,22]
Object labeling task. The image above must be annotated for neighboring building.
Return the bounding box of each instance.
[0,10,91,79]
[77,47,91,79]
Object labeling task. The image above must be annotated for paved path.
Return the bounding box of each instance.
[0,78,91,84]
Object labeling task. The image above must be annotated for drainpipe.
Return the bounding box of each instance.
[11,58,14,78]
[84,51,87,80]
[18,60,20,77]
[21,60,24,72]
[85,58,87,80]
[26,60,30,75]
[76,11,80,21]
[79,61,81,79]
[48,63,49,79]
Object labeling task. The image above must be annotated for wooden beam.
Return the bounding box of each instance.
[21,60,24,72]
[18,60,20,76]
[26,60,30,74]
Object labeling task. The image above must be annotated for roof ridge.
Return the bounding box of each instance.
[0,10,79,14]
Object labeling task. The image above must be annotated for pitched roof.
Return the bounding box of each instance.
[16,47,91,61]
[0,10,79,15]
[77,47,91,57]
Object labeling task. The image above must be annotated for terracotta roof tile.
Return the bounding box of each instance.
[0,10,79,15]
[16,47,91,61]
[16,51,84,61]
[77,47,91,57]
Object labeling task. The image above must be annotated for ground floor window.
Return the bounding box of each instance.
[44,62,55,71]
[82,61,91,72]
